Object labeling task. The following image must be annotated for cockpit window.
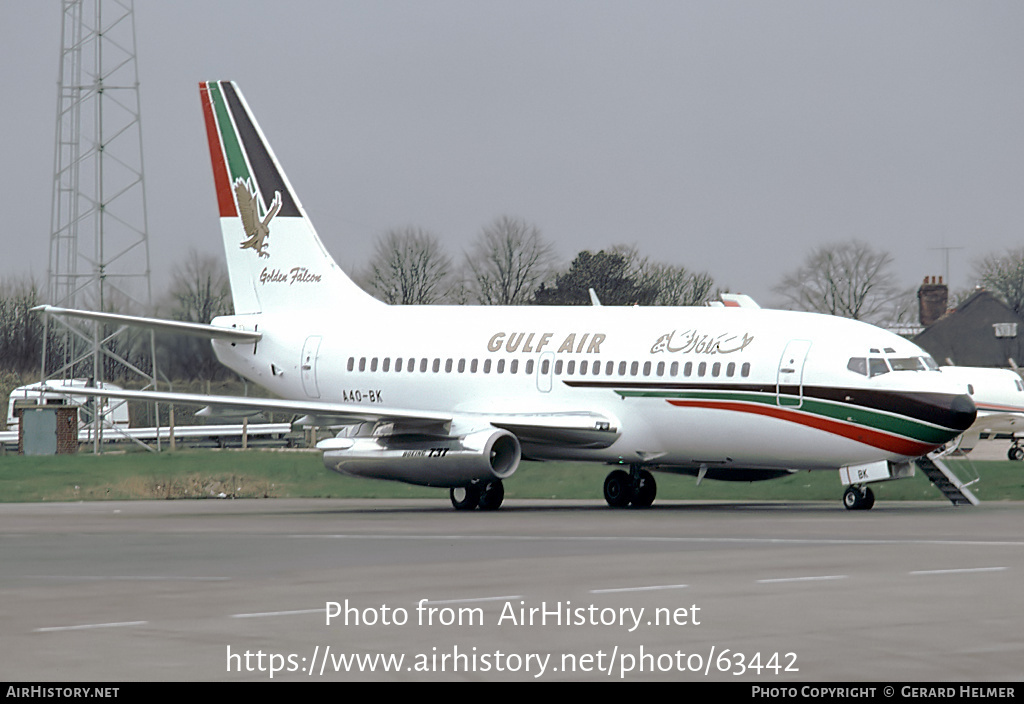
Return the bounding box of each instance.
[847,357,868,376]
[849,355,937,377]
[889,357,927,372]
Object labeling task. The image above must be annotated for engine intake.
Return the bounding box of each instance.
[319,427,521,488]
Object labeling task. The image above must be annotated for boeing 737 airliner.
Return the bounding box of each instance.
[37,81,977,511]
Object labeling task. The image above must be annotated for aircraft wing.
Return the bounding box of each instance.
[971,410,1024,433]
[42,386,620,449]
[949,410,1024,452]
[44,385,449,427]
[32,305,261,342]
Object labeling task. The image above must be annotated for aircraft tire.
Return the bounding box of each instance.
[631,470,657,508]
[861,486,875,510]
[842,486,873,511]
[478,480,504,511]
[604,470,633,508]
[450,484,481,510]
[1009,446,1024,461]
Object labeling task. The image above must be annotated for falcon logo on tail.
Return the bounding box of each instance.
[234,178,282,258]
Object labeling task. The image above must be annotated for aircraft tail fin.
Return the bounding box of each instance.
[199,81,378,314]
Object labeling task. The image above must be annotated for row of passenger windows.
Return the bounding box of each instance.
[346,356,753,379]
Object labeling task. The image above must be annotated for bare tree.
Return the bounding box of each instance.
[363,227,453,304]
[643,263,716,306]
[774,241,904,323]
[156,249,233,380]
[974,246,1024,314]
[0,276,44,376]
[168,249,233,323]
[609,244,715,306]
[466,216,557,305]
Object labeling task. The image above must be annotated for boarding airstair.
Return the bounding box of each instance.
[914,451,980,506]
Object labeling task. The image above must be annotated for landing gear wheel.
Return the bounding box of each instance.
[450,483,480,510]
[1009,445,1024,461]
[861,487,875,510]
[478,480,504,511]
[631,470,657,508]
[604,470,633,508]
[843,485,874,511]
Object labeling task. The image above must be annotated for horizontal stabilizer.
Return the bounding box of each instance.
[32,306,262,342]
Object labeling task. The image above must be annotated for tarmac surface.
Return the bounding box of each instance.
[1,496,1022,682]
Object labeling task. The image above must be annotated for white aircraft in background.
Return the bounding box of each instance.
[936,366,1024,459]
[36,81,977,511]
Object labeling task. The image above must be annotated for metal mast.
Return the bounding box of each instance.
[44,0,158,450]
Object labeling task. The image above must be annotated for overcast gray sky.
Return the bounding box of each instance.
[2,0,1023,307]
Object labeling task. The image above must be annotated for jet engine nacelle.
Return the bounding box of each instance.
[318,427,521,488]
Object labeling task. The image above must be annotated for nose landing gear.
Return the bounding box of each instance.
[842,485,875,511]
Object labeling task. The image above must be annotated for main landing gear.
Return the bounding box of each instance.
[842,485,875,511]
[450,479,504,511]
[603,465,657,508]
[1008,441,1024,461]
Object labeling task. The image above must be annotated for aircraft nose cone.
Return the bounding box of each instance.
[946,393,977,432]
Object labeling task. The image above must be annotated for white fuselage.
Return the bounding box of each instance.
[211,304,974,475]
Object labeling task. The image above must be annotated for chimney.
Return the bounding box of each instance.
[918,275,948,327]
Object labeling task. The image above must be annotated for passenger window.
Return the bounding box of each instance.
[580,360,588,375]
[382,358,390,372]
[540,359,549,374]
[727,362,735,377]
[643,361,651,376]
[471,359,478,373]
[347,357,354,372]
[656,362,665,376]
[670,362,678,376]
[567,360,575,375]
[458,359,465,373]
[484,359,492,373]
[510,359,519,374]
[526,360,534,374]
[497,359,505,374]
[606,361,614,375]
[554,360,562,375]
[684,362,693,377]
[419,358,428,373]
[698,362,707,376]
[433,358,441,373]
[630,361,639,376]
[741,362,750,377]
[712,362,721,377]
[618,361,627,376]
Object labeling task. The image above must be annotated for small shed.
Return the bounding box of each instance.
[14,402,80,455]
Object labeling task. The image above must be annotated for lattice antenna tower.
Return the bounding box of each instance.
[44,0,159,446]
